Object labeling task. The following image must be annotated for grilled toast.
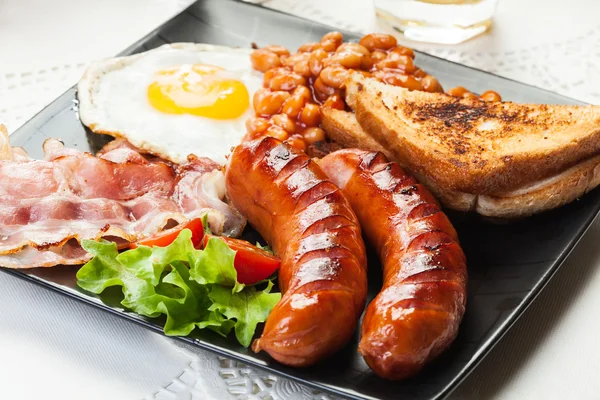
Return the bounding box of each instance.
[344,75,600,195]
[321,88,600,217]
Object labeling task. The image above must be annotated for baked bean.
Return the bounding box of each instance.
[302,127,326,144]
[269,72,306,91]
[251,50,281,72]
[309,49,328,76]
[245,116,270,135]
[463,92,479,100]
[381,53,416,73]
[298,42,321,52]
[292,85,312,102]
[285,134,307,152]
[446,86,469,97]
[322,55,341,68]
[265,126,289,141]
[375,57,406,71]
[371,51,387,62]
[336,43,370,56]
[390,46,415,59]
[320,39,339,52]
[375,58,399,71]
[253,89,290,116]
[262,45,289,58]
[281,93,307,119]
[282,52,309,67]
[328,51,362,69]
[413,68,427,78]
[299,103,321,127]
[322,94,345,110]
[263,67,288,88]
[313,77,337,102]
[331,44,371,69]
[320,66,350,89]
[263,69,276,88]
[359,33,397,52]
[293,59,312,77]
[321,31,344,47]
[376,71,423,91]
[319,55,332,67]
[421,75,444,93]
[351,70,372,78]
[399,54,416,73]
[360,54,374,70]
[480,90,502,102]
[271,113,296,133]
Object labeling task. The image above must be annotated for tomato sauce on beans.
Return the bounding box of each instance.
[247,31,502,152]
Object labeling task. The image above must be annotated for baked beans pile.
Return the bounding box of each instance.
[247,31,502,151]
[446,86,502,102]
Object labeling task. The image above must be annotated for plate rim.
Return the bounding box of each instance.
[4,1,600,399]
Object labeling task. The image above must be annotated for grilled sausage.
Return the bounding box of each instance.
[319,149,467,380]
[225,137,368,367]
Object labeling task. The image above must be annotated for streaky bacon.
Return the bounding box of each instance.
[0,127,246,268]
[97,138,170,164]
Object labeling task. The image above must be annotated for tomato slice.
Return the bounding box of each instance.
[203,235,280,284]
[130,218,204,249]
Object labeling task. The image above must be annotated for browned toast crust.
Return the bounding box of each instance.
[347,76,600,194]
[476,155,600,217]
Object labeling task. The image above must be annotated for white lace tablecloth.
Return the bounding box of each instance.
[1,0,600,399]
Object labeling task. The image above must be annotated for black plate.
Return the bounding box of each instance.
[4,1,600,399]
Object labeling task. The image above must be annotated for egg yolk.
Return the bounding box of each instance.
[147,64,250,119]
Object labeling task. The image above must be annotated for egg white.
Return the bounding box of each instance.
[77,43,262,164]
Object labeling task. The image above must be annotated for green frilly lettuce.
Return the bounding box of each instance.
[76,229,280,347]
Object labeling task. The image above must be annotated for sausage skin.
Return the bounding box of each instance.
[319,149,467,380]
[225,137,368,367]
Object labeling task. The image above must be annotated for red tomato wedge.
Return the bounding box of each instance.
[203,235,281,284]
[130,218,204,249]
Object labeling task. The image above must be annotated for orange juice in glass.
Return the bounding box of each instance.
[375,0,500,44]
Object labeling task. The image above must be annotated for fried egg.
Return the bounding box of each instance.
[77,43,262,164]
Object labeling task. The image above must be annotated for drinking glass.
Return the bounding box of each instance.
[374,0,500,44]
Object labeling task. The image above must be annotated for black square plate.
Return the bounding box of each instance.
[4,1,600,399]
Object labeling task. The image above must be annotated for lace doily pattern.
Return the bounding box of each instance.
[0,64,86,133]
[152,342,341,400]
[263,0,368,36]
[420,26,600,105]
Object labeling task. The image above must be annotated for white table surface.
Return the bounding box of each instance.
[1,0,600,399]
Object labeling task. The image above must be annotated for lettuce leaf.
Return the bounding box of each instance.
[255,242,273,254]
[190,237,244,293]
[76,230,279,346]
[209,280,281,347]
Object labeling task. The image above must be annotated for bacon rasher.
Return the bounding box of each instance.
[0,126,245,268]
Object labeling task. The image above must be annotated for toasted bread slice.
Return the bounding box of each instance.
[321,108,394,159]
[345,75,600,194]
[322,108,477,211]
[321,108,600,217]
